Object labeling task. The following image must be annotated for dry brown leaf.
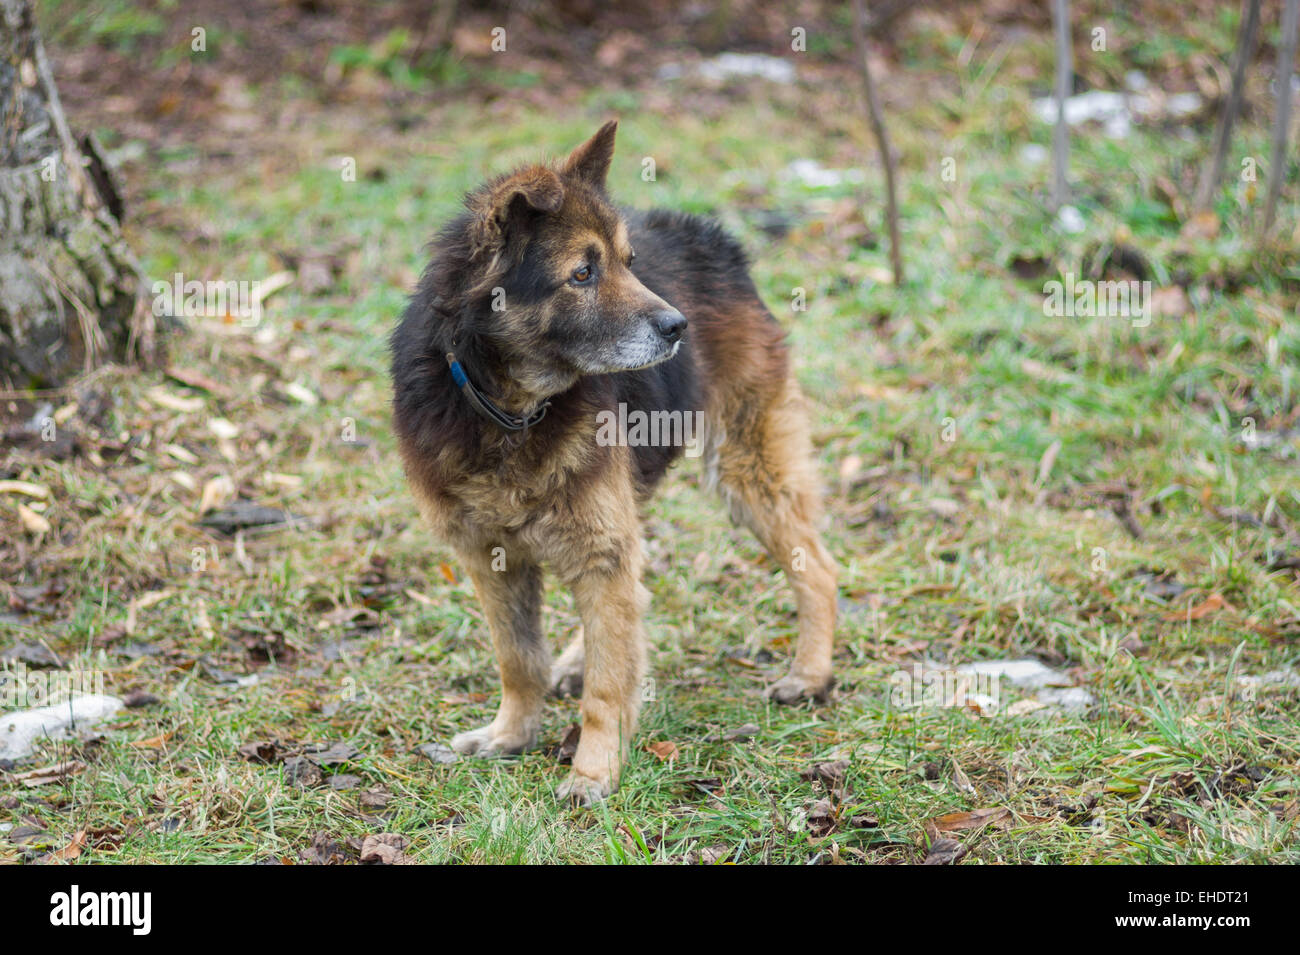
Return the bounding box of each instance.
[1019,357,1069,383]
[1150,285,1189,319]
[317,605,375,629]
[437,562,458,584]
[1162,592,1230,622]
[15,761,86,787]
[262,472,303,489]
[1035,439,1062,487]
[47,830,87,863]
[1005,698,1048,716]
[359,832,412,865]
[17,503,50,534]
[404,588,437,606]
[133,589,175,611]
[162,443,199,465]
[806,797,837,836]
[801,760,850,784]
[254,270,295,307]
[198,475,236,514]
[951,762,975,794]
[165,365,235,399]
[929,806,1012,833]
[299,830,349,865]
[646,740,679,763]
[439,692,488,705]
[1103,745,1171,765]
[695,845,731,864]
[1180,210,1219,240]
[1152,175,1187,219]
[922,837,966,865]
[926,497,961,518]
[126,589,174,634]
[0,480,50,499]
[145,385,204,413]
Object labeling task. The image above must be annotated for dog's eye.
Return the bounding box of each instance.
[571,265,593,284]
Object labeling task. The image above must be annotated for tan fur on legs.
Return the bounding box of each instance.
[554,551,648,805]
[714,375,838,702]
[449,554,550,756]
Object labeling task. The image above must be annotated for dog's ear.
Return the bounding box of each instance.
[469,167,564,257]
[562,120,617,188]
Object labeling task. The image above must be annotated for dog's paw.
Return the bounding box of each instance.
[555,770,614,807]
[765,671,833,705]
[450,723,536,757]
[549,662,584,698]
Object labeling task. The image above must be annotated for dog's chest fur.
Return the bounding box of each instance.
[402,399,645,579]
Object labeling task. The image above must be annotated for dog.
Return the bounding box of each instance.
[391,121,837,804]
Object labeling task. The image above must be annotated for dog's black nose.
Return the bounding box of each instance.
[650,309,687,344]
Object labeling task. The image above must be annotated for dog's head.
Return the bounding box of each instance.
[458,121,686,385]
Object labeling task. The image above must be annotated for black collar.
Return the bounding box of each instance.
[445,352,549,432]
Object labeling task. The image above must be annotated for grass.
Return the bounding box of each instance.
[1,4,1298,864]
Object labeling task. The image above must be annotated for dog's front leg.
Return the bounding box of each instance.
[450,553,548,757]
[555,555,649,805]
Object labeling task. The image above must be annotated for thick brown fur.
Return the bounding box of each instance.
[391,121,837,804]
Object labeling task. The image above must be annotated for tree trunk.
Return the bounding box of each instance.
[0,0,156,390]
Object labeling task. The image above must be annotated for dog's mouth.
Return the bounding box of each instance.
[610,339,681,373]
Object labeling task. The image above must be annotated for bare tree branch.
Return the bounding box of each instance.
[851,0,904,285]
[1195,0,1263,213]
[1050,0,1072,212]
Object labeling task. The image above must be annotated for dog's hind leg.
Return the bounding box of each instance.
[450,553,549,756]
[550,627,585,698]
[713,374,838,702]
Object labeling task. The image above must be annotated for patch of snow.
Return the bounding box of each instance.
[1037,686,1095,713]
[1033,90,1132,137]
[1125,70,1150,92]
[783,159,866,189]
[658,53,796,85]
[959,659,1095,714]
[899,659,1095,717]
[1020,143,1049,165]
[0,694,123,761]
[1032,88,1203,139]
[1238,670,1300,689]
[1055,204,1086,234]
[958,658,1062,689]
